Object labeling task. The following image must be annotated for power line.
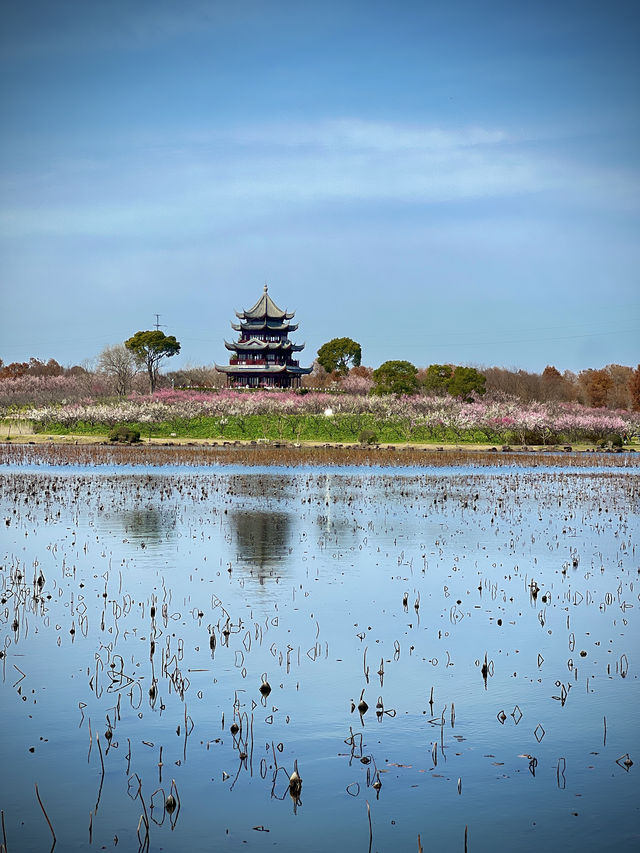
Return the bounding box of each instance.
[373,327,639,349]
[1,322,637,357]
[186,316,639,337]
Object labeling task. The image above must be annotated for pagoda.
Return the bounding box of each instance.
[215,285,312,388]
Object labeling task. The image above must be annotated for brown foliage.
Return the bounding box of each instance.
[605,364,633,409]
[630,365,640,411]
[301,360,333,389]
[541,365,568,402]
[542,365,561,380]
[578,367,624,408]
[484,367,543,402]
[349,365,373,379]
[482,364,635,409]
[0,362,29,379]
[0,358,65,379]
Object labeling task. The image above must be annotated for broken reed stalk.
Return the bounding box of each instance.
[417,832,423,852]
[136,814,150,852]
[366,800,373,853]
[135,774,150,851]
[35,783,56,848]
[170,778,181,812]
[96,732,105,777]
[183,703,189,762]
[1,808,7,852]
[94,733,106,813]
[464,824,468,852]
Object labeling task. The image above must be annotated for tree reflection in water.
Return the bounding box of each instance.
[114,507,178,544]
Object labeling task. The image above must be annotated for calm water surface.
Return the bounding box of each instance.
[0,464,638,851]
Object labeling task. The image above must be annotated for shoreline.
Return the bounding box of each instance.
[1,438,637,469]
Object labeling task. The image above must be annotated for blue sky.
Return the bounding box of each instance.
[1,0,638,373]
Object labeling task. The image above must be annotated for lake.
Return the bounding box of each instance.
[0,461,638,851]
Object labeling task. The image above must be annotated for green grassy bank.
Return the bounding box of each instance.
[27,413,595,447]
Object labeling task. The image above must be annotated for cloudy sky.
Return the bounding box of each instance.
[1,0,638,373]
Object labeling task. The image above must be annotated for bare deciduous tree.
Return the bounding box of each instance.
[605,364,633,409]
[165,364,226,390]
[98,344,137,396]
[630,365,640,412]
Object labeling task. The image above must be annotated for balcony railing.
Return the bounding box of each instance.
[230,359,300,368]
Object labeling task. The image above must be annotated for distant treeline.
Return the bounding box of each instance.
[1,356,639,412]
[301,362,640,411]
[481,364,638,410]
[0,357,87,379]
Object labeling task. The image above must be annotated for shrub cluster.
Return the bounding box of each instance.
[108,425,141,444]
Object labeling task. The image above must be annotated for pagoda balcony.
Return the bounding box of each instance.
[232,358,300,367]
[239,337,286,344]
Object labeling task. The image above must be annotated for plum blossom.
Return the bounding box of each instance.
[5,387,638,443]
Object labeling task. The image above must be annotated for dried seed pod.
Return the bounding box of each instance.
[289,760,302,796]
[259,673,271,696]
[358,690,369,714]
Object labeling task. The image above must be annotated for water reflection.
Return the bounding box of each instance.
[101,506,178,544]
[1,467,638,853]
[230,509,292,582]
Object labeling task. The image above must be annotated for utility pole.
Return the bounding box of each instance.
[153,314,166,332]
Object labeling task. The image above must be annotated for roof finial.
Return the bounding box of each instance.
[264,281,268,293]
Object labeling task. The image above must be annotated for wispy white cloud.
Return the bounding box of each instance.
[232,120,512,151]
[1,119,638,240]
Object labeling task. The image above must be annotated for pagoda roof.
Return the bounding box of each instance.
[231,321,299,333]
[235,285,295,321]
[225,339,295,352]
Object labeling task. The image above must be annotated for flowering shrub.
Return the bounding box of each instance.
[341,374,374,395]
[7,387,639,444]
[0,374,111,408]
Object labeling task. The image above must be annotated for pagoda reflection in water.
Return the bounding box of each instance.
[230,510,292,583]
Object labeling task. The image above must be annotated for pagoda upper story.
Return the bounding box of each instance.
[215,285,312,388]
